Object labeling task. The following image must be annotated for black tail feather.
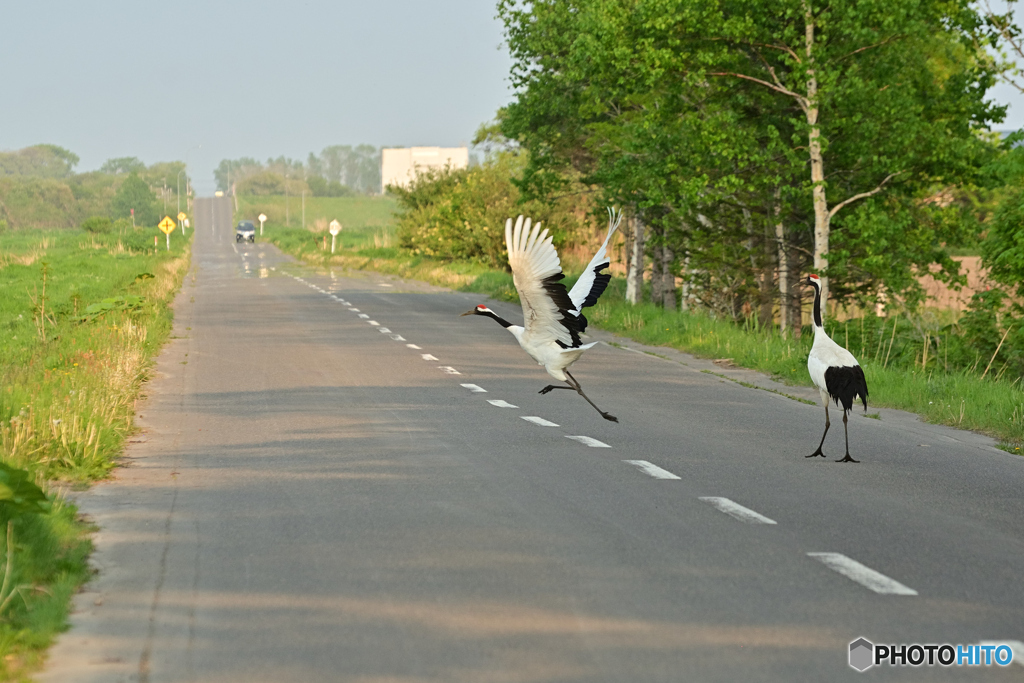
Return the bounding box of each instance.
[824,365,869,412]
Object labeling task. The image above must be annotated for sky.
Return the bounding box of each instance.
[1,0,514,195]
[3,1,1024,196]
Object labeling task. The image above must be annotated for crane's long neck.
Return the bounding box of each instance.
[812,282,824,331]
[480,309,513,328]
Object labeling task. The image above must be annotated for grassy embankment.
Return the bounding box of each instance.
[0,226,191,679]
[262,207,1023,454]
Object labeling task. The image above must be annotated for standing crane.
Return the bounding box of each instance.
[462,210,623,422]
[804,273,869,463]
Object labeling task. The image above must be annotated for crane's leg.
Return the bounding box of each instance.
[835,410,859,463]
[564,370,618,423]
[806,405,829,458]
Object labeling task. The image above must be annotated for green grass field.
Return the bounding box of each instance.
[0,226,190,679]
[236,195,398,234]
[265,230,1023,455]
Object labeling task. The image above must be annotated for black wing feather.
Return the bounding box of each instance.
[540,273,584,347]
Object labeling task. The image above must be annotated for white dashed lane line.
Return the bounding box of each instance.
[566,435,611,448]
[367,321,379,326]
[378,328,391,333]
[439,366,461,375]
[390,335,406,341]
[406,344,421,349]
[520,416,559,427]
[807,553,918,596]
[421,354,439,361]
[623,459,679,478]
[699,497,777,524]
[461,384,487,393]
[348,308,360,312]
[358,314,369,319]
[487,399,518,408]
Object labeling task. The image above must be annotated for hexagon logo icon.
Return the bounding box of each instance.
[849,638,874,672]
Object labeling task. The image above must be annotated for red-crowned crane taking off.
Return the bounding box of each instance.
[804,274,869,463]
[462,210,623,422]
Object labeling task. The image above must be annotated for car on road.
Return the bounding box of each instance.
[236,220,256,242]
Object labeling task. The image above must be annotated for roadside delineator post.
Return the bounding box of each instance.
[258,213,267,236]
[329,219,342,253]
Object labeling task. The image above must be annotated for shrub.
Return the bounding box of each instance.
[391,152,585,268]
[80,216,112,234]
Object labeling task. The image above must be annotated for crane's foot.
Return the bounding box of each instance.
[539,385,573,395]
[601,412,619,423]
[835,454,860,463]
[806,449,825,458]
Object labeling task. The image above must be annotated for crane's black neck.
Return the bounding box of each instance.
[812,282,823,329]
[479,309,513,328]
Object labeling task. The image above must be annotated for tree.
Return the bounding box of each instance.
[499,0,1003,322]
[110,172,158,226]
[100,157,145,175]
[0,144,79,178]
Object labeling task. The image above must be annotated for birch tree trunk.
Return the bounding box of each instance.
[804,3,830,306]
[662,243,676,310]
[679,255,691,312]
[625,214,645,305]
[774,189,790,337]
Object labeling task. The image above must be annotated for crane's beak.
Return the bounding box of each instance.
[460,309,475,317]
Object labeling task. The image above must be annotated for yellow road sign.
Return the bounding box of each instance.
[177,211,187,221]
[159,216,176,234]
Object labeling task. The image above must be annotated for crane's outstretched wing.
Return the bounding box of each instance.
[567,207,622,333]
[505,215,582,348]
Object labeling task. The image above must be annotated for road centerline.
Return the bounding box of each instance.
[623,459,679,478]
[699,497,777,524]
[807,553,918,595]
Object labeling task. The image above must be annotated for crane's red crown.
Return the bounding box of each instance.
[807,274,821,281]
[476,304,488,310]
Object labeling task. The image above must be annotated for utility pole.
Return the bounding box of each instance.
[285,170,290,227]
[302,190,306,228]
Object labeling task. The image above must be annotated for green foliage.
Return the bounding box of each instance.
[0,463,47,517]
[0,177,79,229]
[80,216,113,234]
[236,170,287,196]
[0,145,79,179]
[217,146,381,195]
[79,295,145,322]
[983,184,1024,297]
[390,151,585,268]
[109,172,158,226]
[307,176,354,197]
[498,0,1003,315]
[99,157,145,175]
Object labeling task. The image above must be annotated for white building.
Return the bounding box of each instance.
[381,146,469,193]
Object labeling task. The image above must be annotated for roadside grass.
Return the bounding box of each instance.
[266,223,1024,455]
[0,227,191,679]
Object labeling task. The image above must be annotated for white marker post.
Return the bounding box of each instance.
[329,219,341,253]
[183,218,190,236]
[258,213,267,236]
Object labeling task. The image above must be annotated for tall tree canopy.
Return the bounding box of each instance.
[499,0,1004,320]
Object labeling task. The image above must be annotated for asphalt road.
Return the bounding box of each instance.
[41,196,1023,682]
